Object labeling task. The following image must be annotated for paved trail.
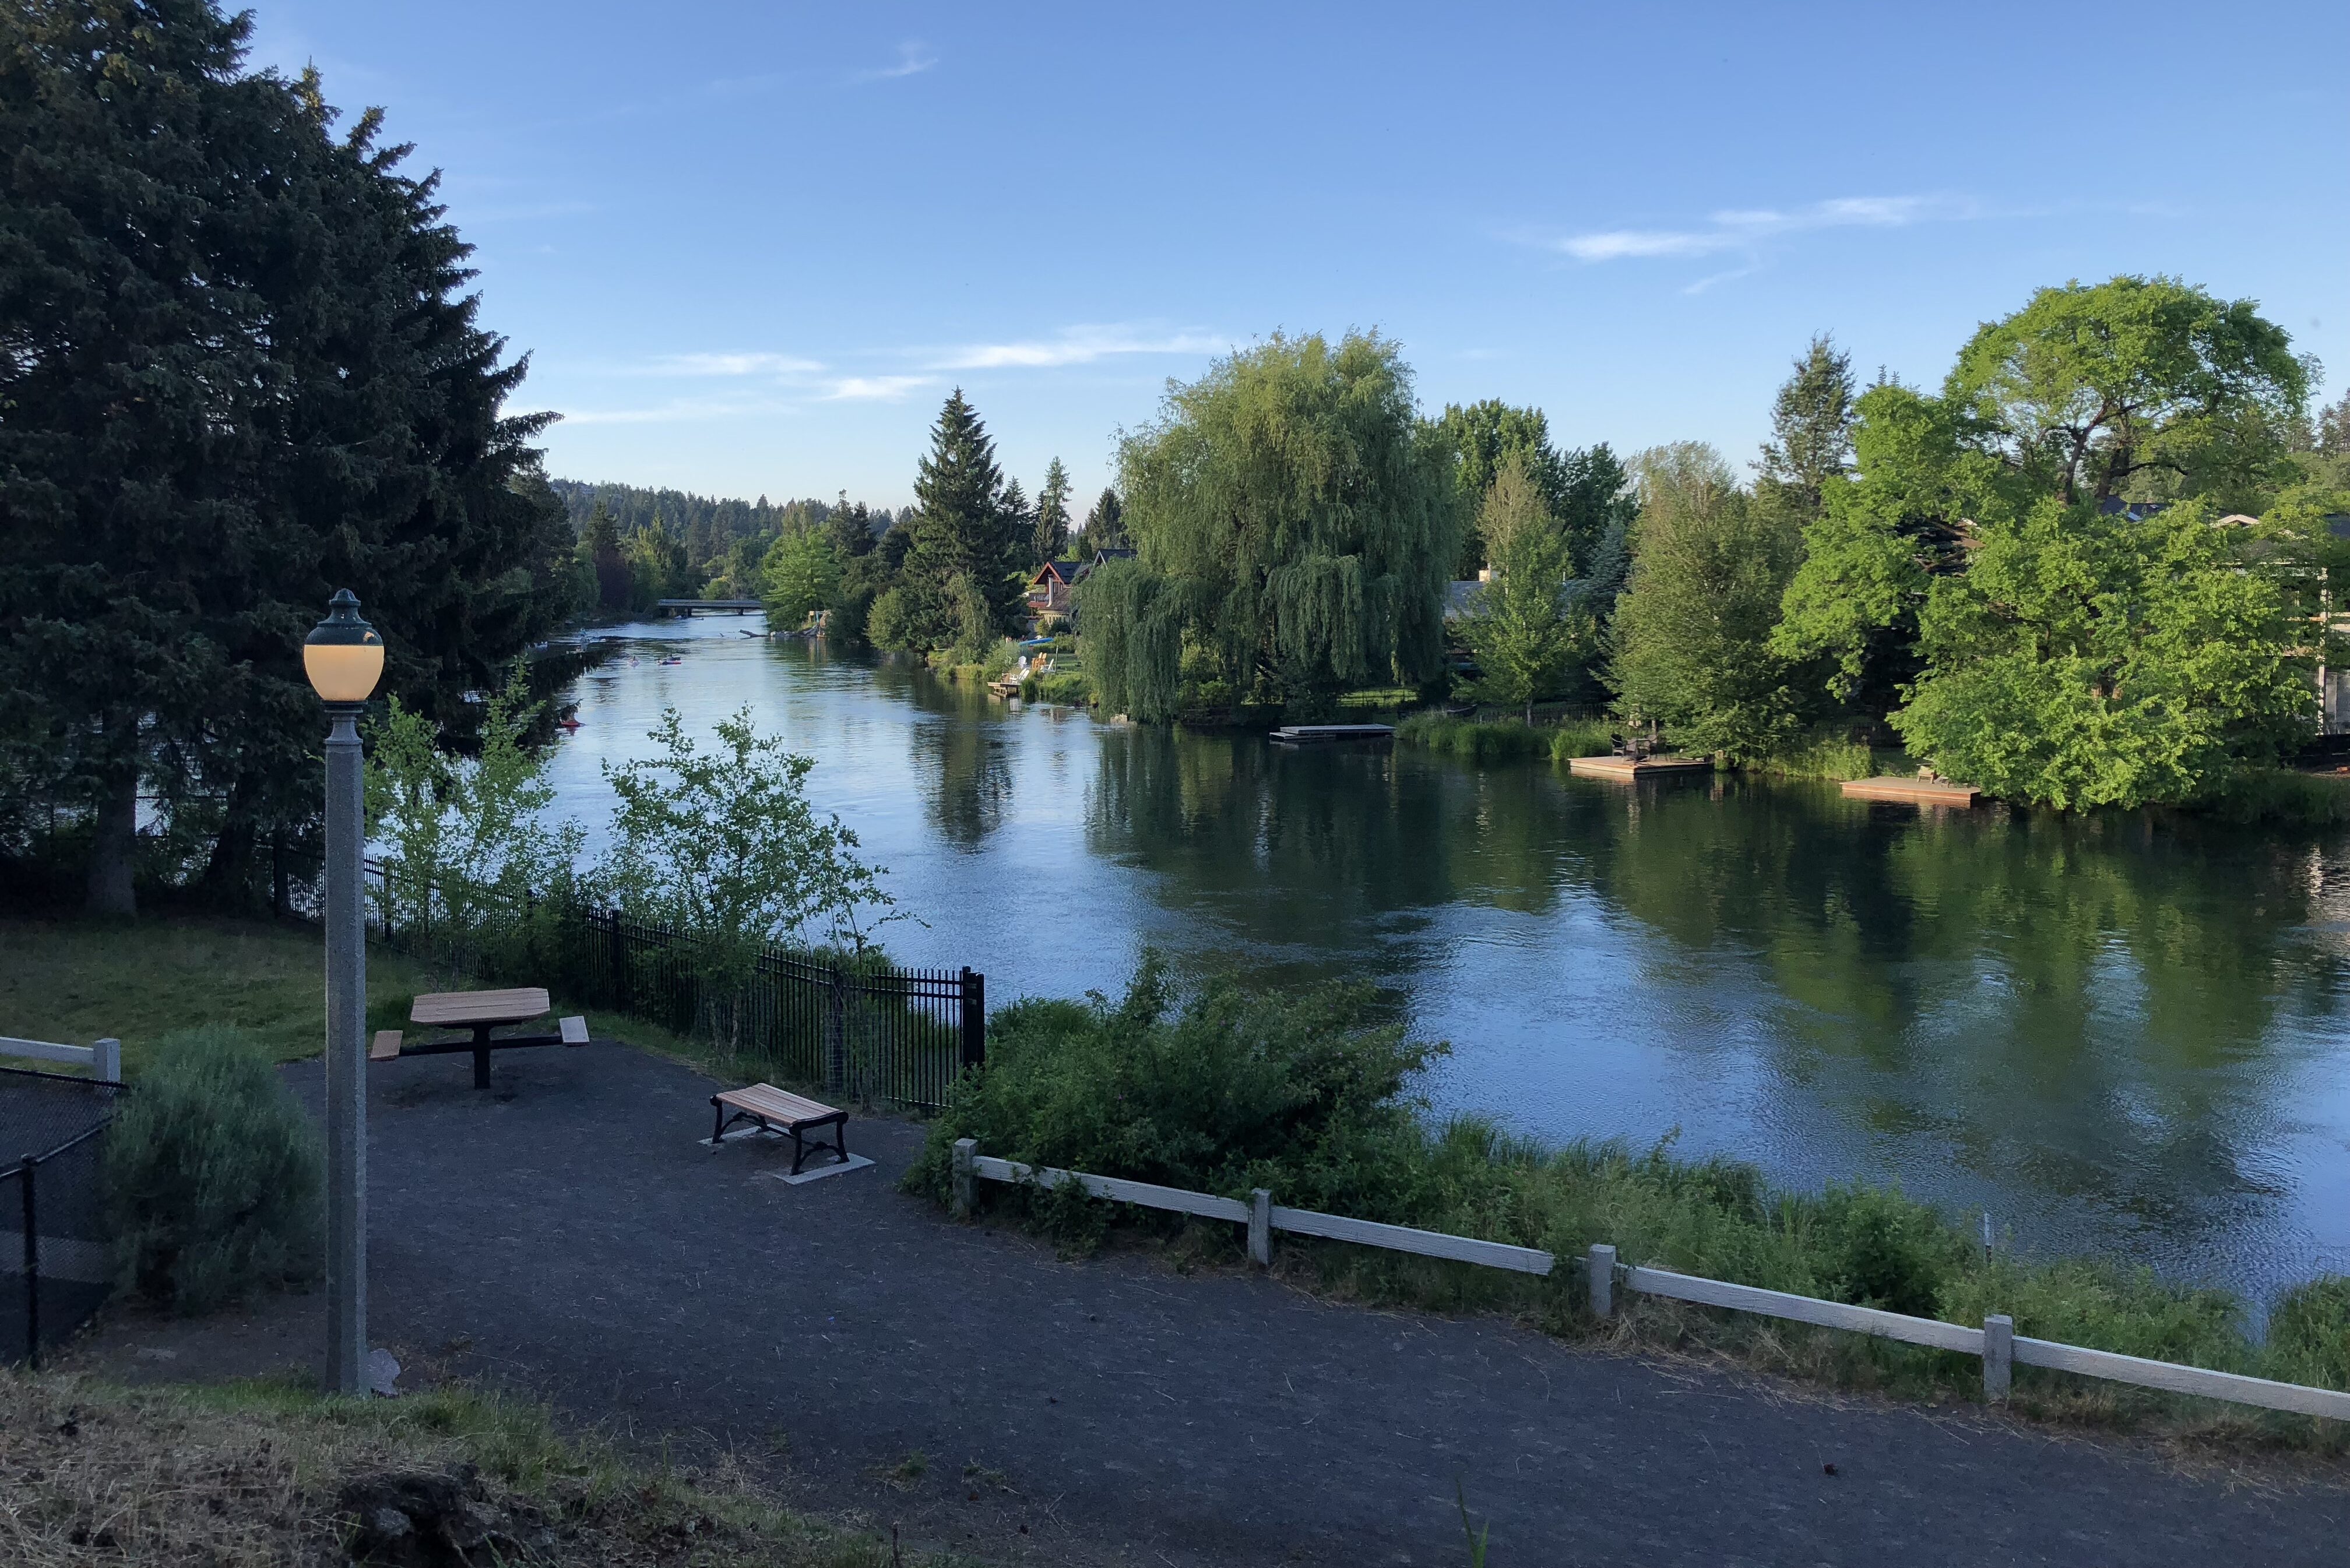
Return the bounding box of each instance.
[80,1044,2350,1566]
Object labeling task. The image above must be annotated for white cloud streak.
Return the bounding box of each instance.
[853,41,935,83]
[649,351,825,377]
[822,375,934,401]
[930,325,1225,370]
[1556,195,1982,263]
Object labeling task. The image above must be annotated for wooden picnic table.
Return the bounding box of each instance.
[407,988,563,1090]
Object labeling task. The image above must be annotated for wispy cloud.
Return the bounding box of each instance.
[852,41,935,83]
[648,351,825,378]
[561,398,795,426]
[822,375,934,401]
[1553,195,1983,263]
[931,324,1225,371]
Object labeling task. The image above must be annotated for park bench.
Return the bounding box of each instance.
[709,1082,849,1175]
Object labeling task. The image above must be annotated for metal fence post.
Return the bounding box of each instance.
[20,1153,38,1370]
[1588,1243,1617,1320]
[1983,1313,2014,1402]
[959,967,985,1070]
[1249,1189,1272,1268]
[951,1138,977,1220]
[608,911,631,1013]
[92,1038,121,1085]
[836,964,855,1100]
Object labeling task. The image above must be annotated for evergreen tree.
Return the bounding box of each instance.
[583,501,629,611]
[1000,478,1033,570]
[1035,457,1074,564]
[1079,488,1125,554]
[1753,334,1857,527]
[1608,444,1804,760]
[1462,452,1579,722]
[906,390,1019,646]
[0,0,576,912]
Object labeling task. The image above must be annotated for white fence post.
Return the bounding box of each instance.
[1249,1189,1272,1267]
[1983,1314,2013,1402]
[1588,1244,1616,1319]
[951,1138,976,1220]
[93,1038,121,1084]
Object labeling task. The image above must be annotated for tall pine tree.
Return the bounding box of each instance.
[1033,457,1073,564]
[0,0,577,911]
[906,389,1019,646]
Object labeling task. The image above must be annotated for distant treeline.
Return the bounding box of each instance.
[547,480,896,566]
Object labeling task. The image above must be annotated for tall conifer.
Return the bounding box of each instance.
[907,389,1018,644]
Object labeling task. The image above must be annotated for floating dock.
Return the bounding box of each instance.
[1567,754,1714,781]
[1270,723,1395,745]
[1841,776,1979,806]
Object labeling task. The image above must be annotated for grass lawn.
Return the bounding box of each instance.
[0,915,702,1081]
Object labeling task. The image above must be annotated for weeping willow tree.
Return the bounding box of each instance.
[1084,332,1456,720]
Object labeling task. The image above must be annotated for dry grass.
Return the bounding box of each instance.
[0,1368,987,1566]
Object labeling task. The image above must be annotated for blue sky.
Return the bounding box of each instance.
[246,1,2349,511]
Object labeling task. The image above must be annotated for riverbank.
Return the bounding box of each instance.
[906,964,2350,1450]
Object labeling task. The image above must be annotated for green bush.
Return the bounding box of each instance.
[1545,719,1615,762]
[907,954,1439,1221]
[1395,711,1615,763]
[2191,766,2350,827]
[1754,730,1883,781]
[916,957,2350,1422]
[105,1026,323,1313]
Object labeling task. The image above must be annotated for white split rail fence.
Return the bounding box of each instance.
[1,1036,121,1083]
[951,1139,2350,1423]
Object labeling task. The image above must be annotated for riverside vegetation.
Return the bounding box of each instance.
[909,956,2350,1447]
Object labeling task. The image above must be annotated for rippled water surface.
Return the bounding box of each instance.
[543,618,2350,1300]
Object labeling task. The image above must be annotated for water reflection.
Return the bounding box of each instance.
[545,625,2350,1297]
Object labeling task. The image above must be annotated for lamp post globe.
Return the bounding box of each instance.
[309,589,380,1397]
[304,589,385,706]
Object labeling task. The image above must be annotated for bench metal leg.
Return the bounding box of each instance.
[710,1097,727,1145]
[472,1025,492,1090]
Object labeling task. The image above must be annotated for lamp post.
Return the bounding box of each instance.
[304,589,384,1396]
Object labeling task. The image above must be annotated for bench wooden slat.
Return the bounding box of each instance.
[715,1083,840,1127]
[410,988,551,1026]
[369,1030,403,1061]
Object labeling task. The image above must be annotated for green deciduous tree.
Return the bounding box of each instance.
[1461,452,1578,722]
[1893,499,2313,808]
[1033,457,1073,565]
[1948,275,2306,510]
[0,1,578,914]
[1609,444,1804,760]
[601,706,897,1047]
[1090,332,1456,719]
[759,528,843,630]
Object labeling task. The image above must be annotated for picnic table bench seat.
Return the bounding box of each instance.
[710,1082,849,1174]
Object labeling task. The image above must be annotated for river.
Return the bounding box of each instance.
[542,616,2350,1302]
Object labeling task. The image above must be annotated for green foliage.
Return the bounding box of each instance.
[1460,452,1582,720]
[601,706,896,1044]
[1427,401,1634,583]
[1099,332,1458,714]
[1076,487,1125,556]
[0,3,579,912]
[1893,499,2313,808]
[1753,730,1882,782]
[1754,334,1859,525]
[905,390,1023,649]
[910,954,1443,1221]
[1394,712,1613,763]
[1948,275,2307,510]
[365,664,587,971]
[864,586,916,651]
[105,1026,322,1313]
[2267,1276,2350,1391]
[2190,767,2350,827]
[1077,559,1187,721]
[759,529,843,630]
[1608,443,1804,760]
[1032,457,1074,567]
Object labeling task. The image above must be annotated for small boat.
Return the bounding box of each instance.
[556,717,582,732]
[658,655,684,666]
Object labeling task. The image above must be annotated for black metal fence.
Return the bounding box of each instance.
[359,859,983,1112]
[1,1068,124,1367]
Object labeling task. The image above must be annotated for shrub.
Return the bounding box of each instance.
[1754,730,1881,781]
[105,1026,322,1313]
[2264,1275,2350,1387]
[908,954,1440,1220]
[1395,711,1616,763]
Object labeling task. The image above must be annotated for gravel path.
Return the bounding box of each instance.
[75,1041,2350,1566]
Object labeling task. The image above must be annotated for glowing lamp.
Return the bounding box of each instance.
[303,590,385,705]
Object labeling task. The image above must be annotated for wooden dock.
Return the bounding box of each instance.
[1270,723,1395,746]
[1567,754,1714,781]
[1841,776,1979,806]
